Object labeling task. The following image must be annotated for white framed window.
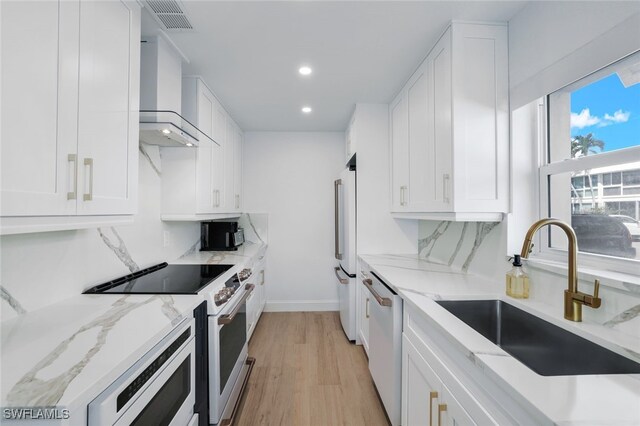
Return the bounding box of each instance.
[538,51,640,275]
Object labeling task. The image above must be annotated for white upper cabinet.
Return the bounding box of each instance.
[390,94,410,211]
[0,0,140,233]
[76,0,140,215]
[390,22,508,221]
[161,77,242,220]
[1,1,78,217]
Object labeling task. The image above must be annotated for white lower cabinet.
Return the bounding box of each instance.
[403,335,475,426]
[247,256,267,341]
[357,272,370,354]
[402,304,528,426]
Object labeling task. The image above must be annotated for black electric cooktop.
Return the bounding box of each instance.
[83,262,234,294]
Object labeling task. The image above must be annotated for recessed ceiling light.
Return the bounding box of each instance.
[298,66,312,76]
[186,142,194,147]
[302,106,312,114]
[162,128,171,134]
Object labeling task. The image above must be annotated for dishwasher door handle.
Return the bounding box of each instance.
[334,267,349,285]
[362,278,392,307]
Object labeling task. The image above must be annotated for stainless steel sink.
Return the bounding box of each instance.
[436,300,640,376]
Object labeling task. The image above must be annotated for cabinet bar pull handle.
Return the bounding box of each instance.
[83,158,94,201]
[260,270,265,285]
[365,298,370,318]
[67,154,77,200]
[429,391,438,426]
[443,174,450,204]
[362,278,392,307]
[437,403,447,426]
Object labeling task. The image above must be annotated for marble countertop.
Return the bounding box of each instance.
[0,242,267,420]
[359,253,640,425]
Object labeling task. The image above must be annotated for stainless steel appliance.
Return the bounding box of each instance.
[334,166,357,340]
[88,319,197,426]
[362,269,403,426]
[201,221,245,251]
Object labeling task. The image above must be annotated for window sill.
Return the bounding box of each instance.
[522,256,640,294]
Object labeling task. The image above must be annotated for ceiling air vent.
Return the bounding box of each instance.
[144,0,194,32]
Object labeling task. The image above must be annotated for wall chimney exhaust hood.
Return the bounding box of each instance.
[139,35,216,147]
[139,110,212,147]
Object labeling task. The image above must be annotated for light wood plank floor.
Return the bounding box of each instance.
[236,312,389,426]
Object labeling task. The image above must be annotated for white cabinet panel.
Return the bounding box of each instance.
[402,335,441,426]
[196,88,215,213]
[1,0,78,216]
[76,0,139,215]
[212,100,227,211]
[357,277,370,354]
[233,129,243,211]
[407,64,432,211]
[430,30,453,212]
[390,94,409,212]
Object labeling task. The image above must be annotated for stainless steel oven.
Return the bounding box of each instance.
[89,319,197,426]
[209,282,255,425]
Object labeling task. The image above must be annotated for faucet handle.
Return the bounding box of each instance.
[583,279,602,309]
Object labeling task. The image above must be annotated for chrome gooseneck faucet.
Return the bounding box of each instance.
[520,218,601,322]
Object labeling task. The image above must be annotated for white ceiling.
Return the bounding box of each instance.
[142,1,528,132]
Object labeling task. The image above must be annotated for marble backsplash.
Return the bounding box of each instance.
[0,143,268,322]
[418,220,507,278]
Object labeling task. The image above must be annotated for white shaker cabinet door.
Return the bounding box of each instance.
[211,100,227,211]
[428,29,453,212]
[0,0,79,216]
[76,0,140,215]
[196,87,215,213]
[390,94,409,212]
[233,125,243,212]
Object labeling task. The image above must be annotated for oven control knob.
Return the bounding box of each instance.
[214,293,227,306]
[238,268,252,281]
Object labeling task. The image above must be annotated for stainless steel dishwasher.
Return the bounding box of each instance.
[363,270,403,426]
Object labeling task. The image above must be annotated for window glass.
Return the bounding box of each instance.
[547,53,640,262]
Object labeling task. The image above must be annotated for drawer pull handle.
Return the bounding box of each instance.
[83,158,94,201]
[438,403,447,426]
[429,391,438,426]
[67,154,77,200]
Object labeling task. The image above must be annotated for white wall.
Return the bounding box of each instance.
[509,2,640,108]
[0,145,200,321]
[355,104,417,255]
[243,132,344,311]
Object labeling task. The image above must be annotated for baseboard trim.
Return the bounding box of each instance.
[264,300,339,312]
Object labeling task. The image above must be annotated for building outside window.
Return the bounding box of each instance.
[544,51,640,263]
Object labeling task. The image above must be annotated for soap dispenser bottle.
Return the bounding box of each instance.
[506,255,530,299]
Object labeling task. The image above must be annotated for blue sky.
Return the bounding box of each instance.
[570,73,639,152]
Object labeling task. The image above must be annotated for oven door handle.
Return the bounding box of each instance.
[218,284,255,325]
[362,278,393,307]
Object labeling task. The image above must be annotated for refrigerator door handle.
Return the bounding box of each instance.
[334,267,349,285]
[334,179,343,260]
